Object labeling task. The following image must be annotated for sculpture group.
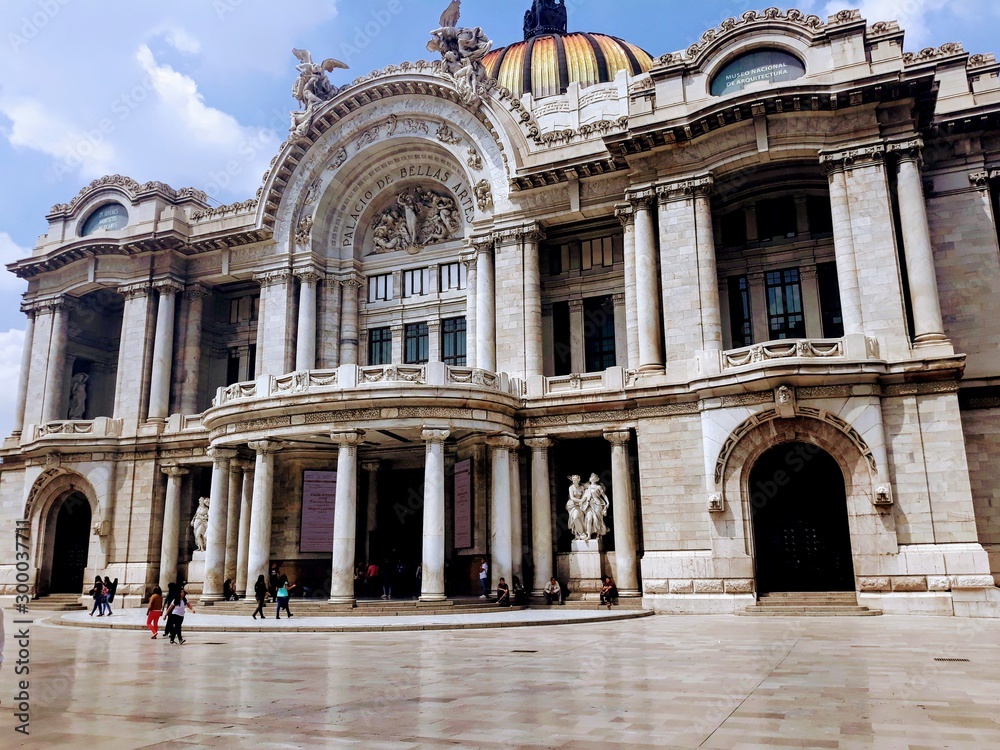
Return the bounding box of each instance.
[427,1,493,106]
[290,48,349,137]
[370,187,462,254]
[566,474,610,541]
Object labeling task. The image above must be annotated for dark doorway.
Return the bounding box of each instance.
[369,467,423,598]
[50,492,92,594]
[750,443,855,594]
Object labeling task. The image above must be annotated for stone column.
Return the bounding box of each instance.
[569,300,585,374]
[42,302,68,424]
[420,428,450,601]
[254,269,296,376]
[235,461,255,596]
[526,438,554,596]
[509,440,523,581]
[320,276,343,369]
[822,160,865,336]
[487,435,517,593]
[114,283,155,423]
[224,460,243,583]
[12,309,35,435]
[748,272,769,344]
[892,140,948,346]
[616,204,640,369]
[427,320,441,363]
[338,275,362,366]
[612,293,628,368]
[245,440,280,598]
[800,266,823,338]
[178,285,208,416]
[295,270,320,371]
[159,466,188,590]
[329,429,365,604]
[461,252,478,368]
[148,281,181,420]
[362,461,380,564]
[474,238,496,371]
[390,324,404,366]
[630,194,664,372]
[605,430,639,596]
[523,228,544,378]
[202,447,238,602]
[693,182,723,354]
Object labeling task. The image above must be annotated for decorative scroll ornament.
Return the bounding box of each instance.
[370,187,462,254]
[290,49,349,138]
[474,179,493,212]
[427,1,494,107]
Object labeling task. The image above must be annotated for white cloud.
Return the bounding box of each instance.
[825,0,972,48]
[160,27,202,55]
[0,232,30,294]
[0,328,26,439]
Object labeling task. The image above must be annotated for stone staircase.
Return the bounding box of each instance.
[29,594,88,612]
[740,592,881,616]
[535,598,645,611]
[200,597,526,617]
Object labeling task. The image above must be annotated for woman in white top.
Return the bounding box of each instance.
[165,588,195,645]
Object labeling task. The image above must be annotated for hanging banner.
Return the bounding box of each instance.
[453,460,473,549]
[300,470,337,553]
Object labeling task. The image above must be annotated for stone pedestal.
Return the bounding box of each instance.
[563,539,604,600]
[185,551,206,594]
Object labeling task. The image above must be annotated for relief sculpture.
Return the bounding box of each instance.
[370,187,462,254]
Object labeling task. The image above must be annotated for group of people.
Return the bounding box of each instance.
[543,575,619,609]
[250,573,295,619]
[88,575,118,616]
[145,582,195,644]
[355,559,421,599]
[494,575,529,607]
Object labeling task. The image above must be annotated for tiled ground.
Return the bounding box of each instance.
[3,611,1000,749]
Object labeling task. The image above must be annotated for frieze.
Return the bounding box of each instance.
[883,381,960,397]
[797,386,853,400]
[303,408,382,424]
[903,42,965,65]
[819,143,886,171]
[191,199,258,222]
[720,392,773,407]
[386,114,429,137]
[435,122,463,145]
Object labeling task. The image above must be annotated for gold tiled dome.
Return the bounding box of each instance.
[484,32,654,100]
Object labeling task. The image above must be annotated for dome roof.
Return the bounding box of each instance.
[483,32,654,100]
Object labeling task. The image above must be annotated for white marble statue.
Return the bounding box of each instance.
[191,497,210,552]
[566,475,588,541]
[582,473,610,539]
[67,372,88,420]
[290,48,349,137]
[370,187,461,254]
[427,1,493,106]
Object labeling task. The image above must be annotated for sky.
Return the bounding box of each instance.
[0,0,997,436]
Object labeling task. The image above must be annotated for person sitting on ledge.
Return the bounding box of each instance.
[511,575,528,606]
[222,579,240,602]
[543,577,563,606]
[600,576,619,610]
[496,577,511,607]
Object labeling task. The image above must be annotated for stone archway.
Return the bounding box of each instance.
[49,492,92,593]
[748,442,855,593]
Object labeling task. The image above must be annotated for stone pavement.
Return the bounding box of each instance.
[2,610,1000,748]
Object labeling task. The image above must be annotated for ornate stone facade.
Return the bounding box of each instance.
[2,5,999,618]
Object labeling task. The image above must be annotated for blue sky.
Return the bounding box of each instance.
[0,0,997,434]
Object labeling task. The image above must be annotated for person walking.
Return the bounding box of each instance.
[252,574,267,619]
[366,561,380,599]
[275,580,294,619]
[146,586,164,639]
[162,583,180,642]
[478,558,489,599]
[165,587,195,644]
[381,559,393,600]
[88,576,105,617]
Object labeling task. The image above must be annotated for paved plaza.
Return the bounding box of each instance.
[3,612,1000,749]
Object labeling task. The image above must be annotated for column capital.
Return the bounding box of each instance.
[614,202,635,227]
[186,283,212,300]
[524,437,554,451]
[331,429,366,446]
[819,141,885,173]
[625,187,656,209]
[798,265,819,281]
[153,279,184,296]
[22,298,62,315]
[207,447,239,463]
[421,427,451,443]
[886,136,924,162]
[295,269,323,284]
[612,292,626,306]
[492,223,545,246]
[233,458,255,472]
[118,282,153,300]
[361,460,381,472]
[969,171,995,193]
[656,174,714,203]
[568,298,584,312]
[253,268,293,288]
[459,251,478,270]
[470,234,494,254]
[604,429,632,446]
[338,272,364,289]
[487,434,520,450]
[248,439,282,455]
[161,465,190,478]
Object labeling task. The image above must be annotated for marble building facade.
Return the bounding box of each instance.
[2,4,1000,617]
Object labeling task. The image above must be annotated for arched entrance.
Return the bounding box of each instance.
[49,492,92,594]
[750,443,855,593]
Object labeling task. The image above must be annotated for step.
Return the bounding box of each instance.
[742,591,881,616]
[740,608,882,616]
[29,596,88,611]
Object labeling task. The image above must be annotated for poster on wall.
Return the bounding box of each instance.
[453,459,473,549]
[300,470,337,553]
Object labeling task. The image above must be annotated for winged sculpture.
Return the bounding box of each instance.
[427,0,493,107]
[290,48,349,137]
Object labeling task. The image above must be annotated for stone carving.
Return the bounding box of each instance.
[427,1,493,106]
[874,484,893,506]
[290,49,349,137]
[903,43,965,64]
[370,187,461,254]
[474,179,493,211]
[436,122,463,145]
[48,174,208,216]
[295,215,314,246]
[723,339,845,369]
[304,179,321,204]
[67,373,88,420]
[708,493,724,513]
[191,198,258,222]
[328,146,348,170]
[387,114,430,137]
[566,473,610,541]
[524,0,567,38]
[467,147,483,170]
[191,497,210,552]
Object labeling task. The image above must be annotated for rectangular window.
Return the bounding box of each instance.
[439,262,466,292]
[765,268,806,339]
[368,327,392,366]
[727,275,754,348]
[551,301,571,376]
[226,348,241,386]
[403,269,426,298]
[581,237,615,270]
[368,274,393,303]
[226,347,255,385]
[404,322,429,364]
[229,295,259,324]
[584,296,617,373]
[817,262,845,338]
[441,317,467,366]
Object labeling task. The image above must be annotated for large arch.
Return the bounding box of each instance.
[23,469,104,597]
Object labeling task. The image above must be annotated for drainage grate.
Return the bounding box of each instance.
[934,658,970,663]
